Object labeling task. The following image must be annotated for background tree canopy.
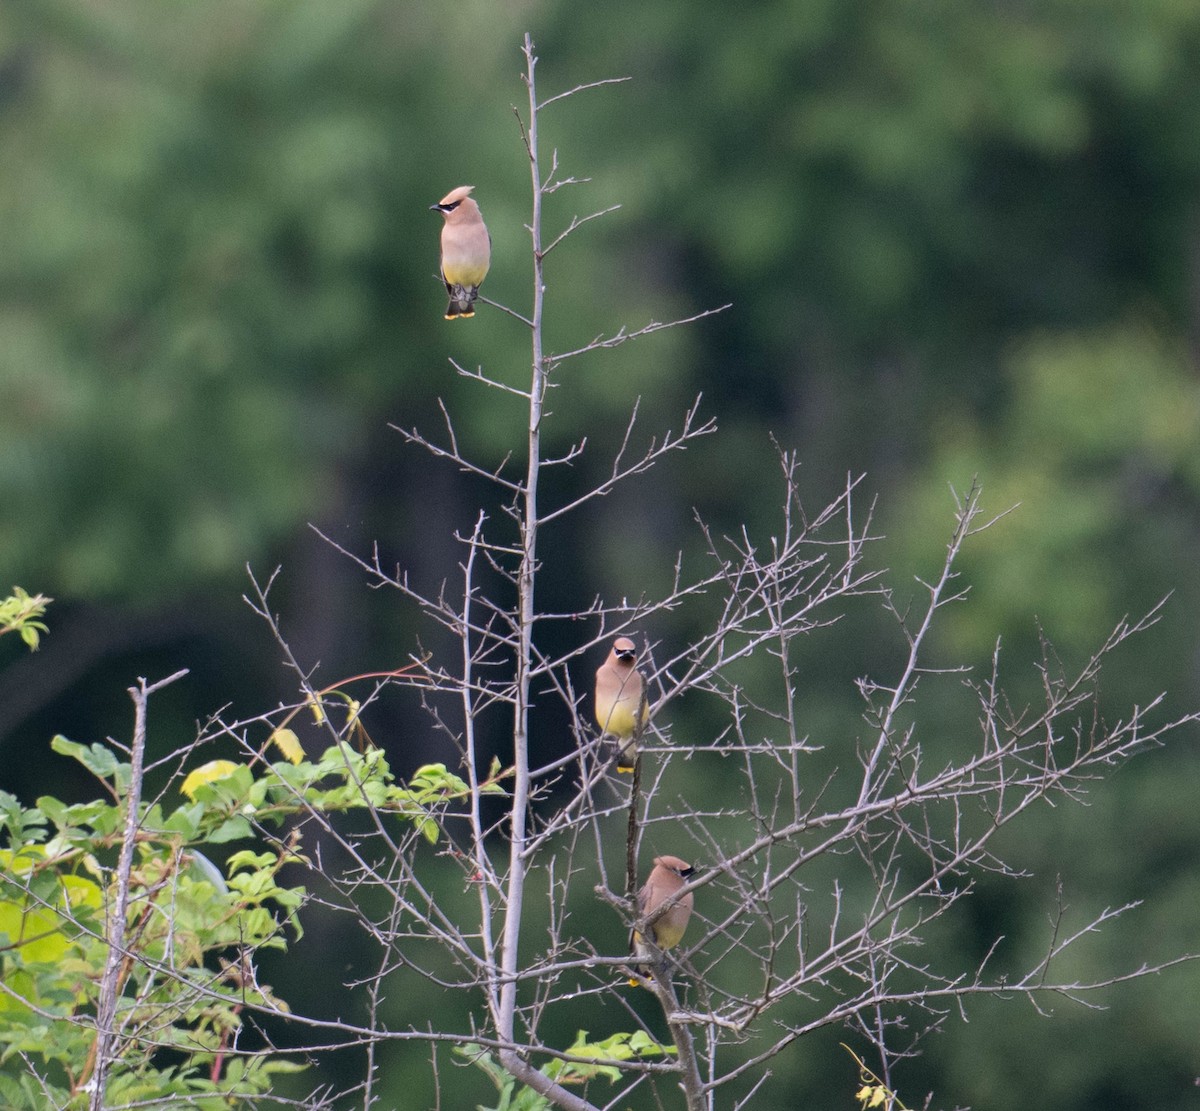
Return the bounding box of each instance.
[2,2,1199,1108]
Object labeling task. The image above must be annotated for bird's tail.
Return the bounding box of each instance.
[445,284,478,319]
[628,932,652,987]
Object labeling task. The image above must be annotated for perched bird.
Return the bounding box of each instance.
[430,185,491,319]
[631,855,695,980]
[594,636,648,772]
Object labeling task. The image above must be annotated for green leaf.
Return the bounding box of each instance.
[207,816,253,843]
[50,736,119,779]
[164,803,204,839]
[35,796,68,828]
[227,850,277,873]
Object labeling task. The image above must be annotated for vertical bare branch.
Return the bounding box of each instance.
[87,670,188,1111]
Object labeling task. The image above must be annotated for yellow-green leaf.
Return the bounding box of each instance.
[269,728,304,765]
[181,760,242,800]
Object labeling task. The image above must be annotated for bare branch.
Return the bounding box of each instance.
[87,670,189,1111]
[541,204,622,257]
[537,75,632,112]
[552,304,733,363]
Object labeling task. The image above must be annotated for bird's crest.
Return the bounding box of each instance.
[438,185,476,206]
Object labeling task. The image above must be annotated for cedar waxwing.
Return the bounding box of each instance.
[430,185,491,320]
[631,855,695,978]
[594,636,648,772]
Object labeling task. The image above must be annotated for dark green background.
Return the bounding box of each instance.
[2,2,1199,1107]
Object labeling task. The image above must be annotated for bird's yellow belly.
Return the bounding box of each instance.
[596,697,645,738]
[443,260,488,287]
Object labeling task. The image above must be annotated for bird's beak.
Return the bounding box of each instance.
[429,204,443,212]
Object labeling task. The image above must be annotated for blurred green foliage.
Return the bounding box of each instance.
[0,588,50,650]
[2,1,1200,1109]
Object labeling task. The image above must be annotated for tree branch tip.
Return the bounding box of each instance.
[131,669,191,700]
